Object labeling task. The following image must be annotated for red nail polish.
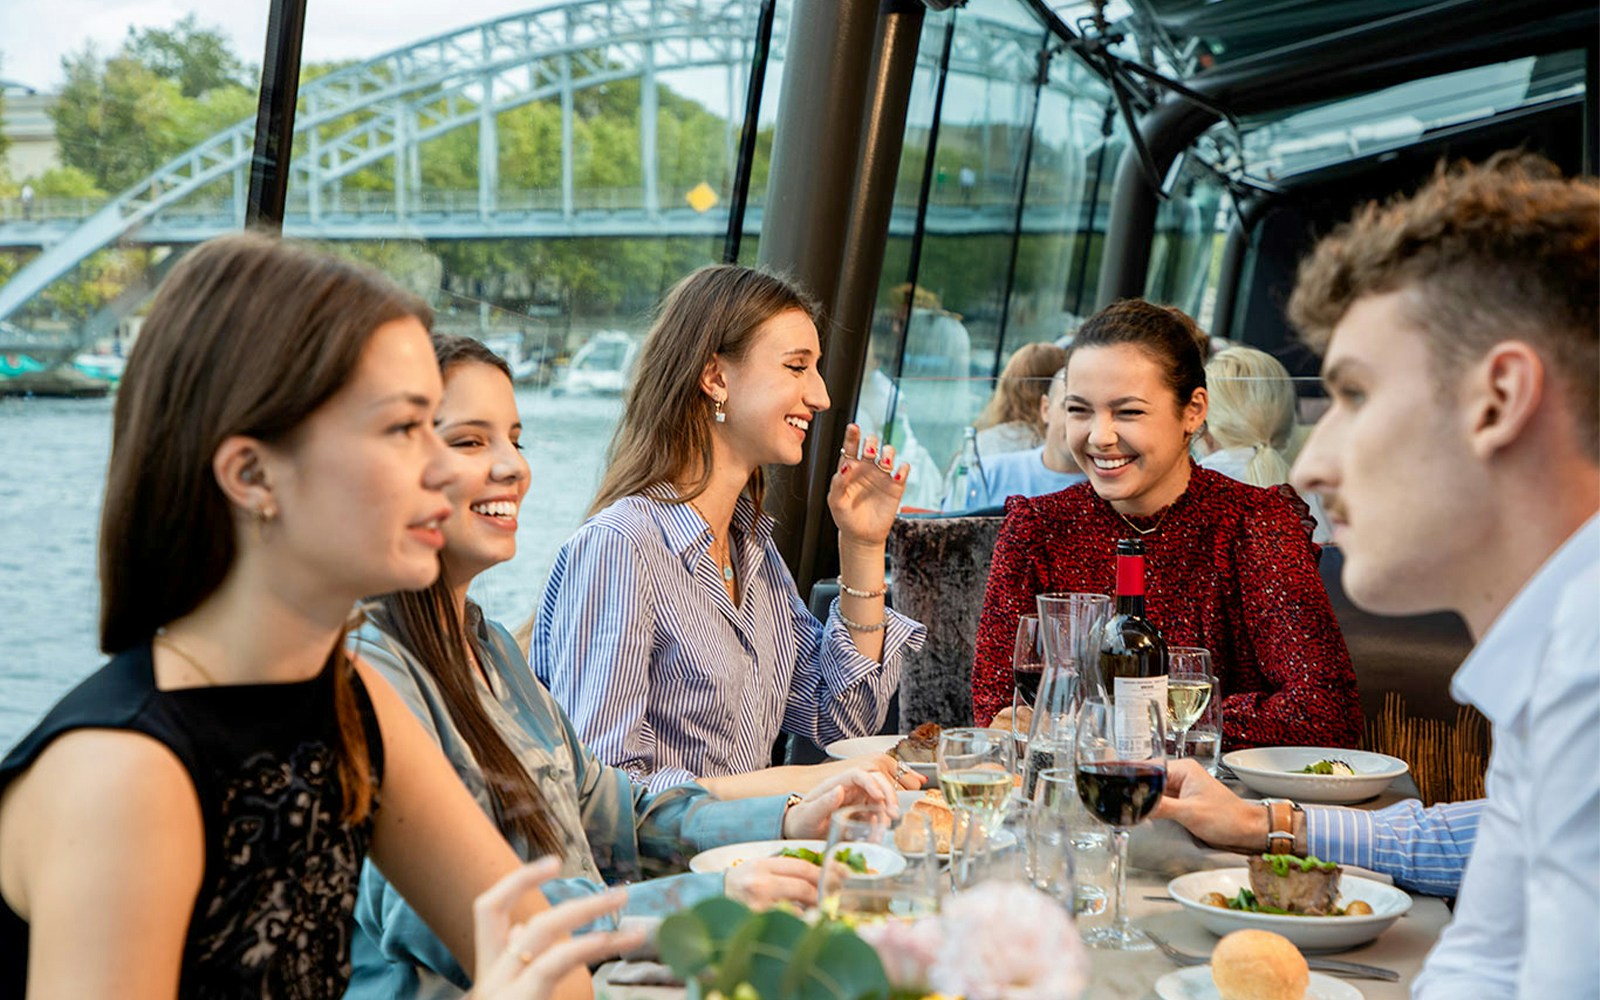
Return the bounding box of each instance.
[839,461,849,475]
[865,446,877,457]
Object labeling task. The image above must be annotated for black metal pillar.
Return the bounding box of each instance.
[724,0,779,263]
[246,0,309,229]
[757,0,895,588]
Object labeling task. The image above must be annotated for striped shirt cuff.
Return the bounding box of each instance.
[1304,803,1375,872]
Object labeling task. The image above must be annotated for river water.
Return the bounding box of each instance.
[0,387,621,751]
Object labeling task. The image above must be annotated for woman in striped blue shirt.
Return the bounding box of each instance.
[532,265,927,795]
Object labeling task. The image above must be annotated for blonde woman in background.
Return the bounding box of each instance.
[971,341,1068,457]
[1198,345,1331,543]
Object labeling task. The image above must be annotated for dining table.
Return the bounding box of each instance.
[595,773,1452,1000]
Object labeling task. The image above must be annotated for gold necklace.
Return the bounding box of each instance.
[686,498,736,583]
[154,630,221,686]
[1117,503,1174,537]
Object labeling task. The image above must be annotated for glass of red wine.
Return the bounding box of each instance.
[1010,614,1044,757]
[1074,694,1166,950]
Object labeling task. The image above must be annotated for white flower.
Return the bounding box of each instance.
[926,881,1089,1000]
[858,915,944,992]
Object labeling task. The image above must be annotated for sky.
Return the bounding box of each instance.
[0,0,545,91]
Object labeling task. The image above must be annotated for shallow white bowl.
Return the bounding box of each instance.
[1167,868,1412,953]
[688,839,906,877]
[1223,746,1408,804]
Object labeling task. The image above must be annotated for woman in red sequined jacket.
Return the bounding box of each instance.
[972,300,1362,749]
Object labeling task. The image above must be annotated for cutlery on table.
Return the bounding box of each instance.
[1143,930,1400,982]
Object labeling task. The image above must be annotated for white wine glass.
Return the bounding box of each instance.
[1166,647,1214,761]
[937,727,1014,843]
[1075,695,1166,951]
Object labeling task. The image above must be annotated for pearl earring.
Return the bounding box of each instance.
[714,397,726,423]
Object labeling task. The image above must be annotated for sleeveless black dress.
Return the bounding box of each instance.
[0,643,384,999]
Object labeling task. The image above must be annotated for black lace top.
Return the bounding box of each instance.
[0,643,384,999]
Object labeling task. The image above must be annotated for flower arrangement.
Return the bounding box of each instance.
[657,882,1088,1000]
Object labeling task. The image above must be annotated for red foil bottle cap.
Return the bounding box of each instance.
[1116,551,1146,597]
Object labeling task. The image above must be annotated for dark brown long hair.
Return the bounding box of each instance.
[587,264,822,516]
[100,231,432,822]
[373,334,564,856]
[1065,298,1208,414]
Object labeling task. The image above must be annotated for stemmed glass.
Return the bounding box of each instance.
[1010,614,1044,760]
[1165,647,1214,760]
[819,805,940,923]
[937,727,1014,842]
[1075,695,1166,950]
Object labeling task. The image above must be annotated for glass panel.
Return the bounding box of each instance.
[1144,156,1226,325]
[282,1,780,622]
[0,6,272,746]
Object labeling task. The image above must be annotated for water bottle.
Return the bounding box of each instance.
[946,427,989,511]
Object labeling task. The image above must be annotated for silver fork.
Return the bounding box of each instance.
[1144,931,1400,982]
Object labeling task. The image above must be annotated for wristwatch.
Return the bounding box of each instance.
[781,792,804,834]
[1261,798,1303,854]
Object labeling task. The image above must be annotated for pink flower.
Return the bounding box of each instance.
[858,916,944,993]
[926,881,1089,1000]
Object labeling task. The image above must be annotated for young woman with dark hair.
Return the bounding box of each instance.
[971,298,1361,749]
[532,264,927,795]
[0,233,631,999]
[347,334,896,998]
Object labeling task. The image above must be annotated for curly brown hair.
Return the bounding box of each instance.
[1288,152,1599,458]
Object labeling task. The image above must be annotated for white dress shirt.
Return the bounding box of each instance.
[1413,515,1600,999]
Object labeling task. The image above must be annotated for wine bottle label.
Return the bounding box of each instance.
[1112,675,1167,757]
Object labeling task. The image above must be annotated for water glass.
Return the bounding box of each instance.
[820,805,941,923]
[1033,766,1107,917]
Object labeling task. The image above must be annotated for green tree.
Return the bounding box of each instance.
[123,14,248,99]
[0,57,11,168]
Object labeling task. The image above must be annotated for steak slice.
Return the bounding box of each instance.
[1248,855,1342,915]
[889,722,941,765]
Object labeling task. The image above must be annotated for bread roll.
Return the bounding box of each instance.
[1210,929,1309,1000]
[896,792,953,854]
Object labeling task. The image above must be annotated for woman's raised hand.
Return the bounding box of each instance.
[781,766,900,839]
[829,424,909,546]
[469,857,647,1000]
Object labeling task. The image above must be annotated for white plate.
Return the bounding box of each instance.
[1167,868,1412,953]
[826,735,938,778]
[1222,747,1409,804]
[687,839,907,877]
[1155,965,1362,1000]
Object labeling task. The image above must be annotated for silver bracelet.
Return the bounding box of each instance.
[839,611,887,633]
[838,579,887,599]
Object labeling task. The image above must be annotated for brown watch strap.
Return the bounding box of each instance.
[1264,798,1298,853]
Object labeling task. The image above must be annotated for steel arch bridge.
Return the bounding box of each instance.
[0,1,1086,323]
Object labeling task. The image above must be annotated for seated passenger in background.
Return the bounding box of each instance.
[972,299,1361,749]
[533,265,926,795]
[1164,154,1598,998]
[349,335,896,999]
[942,365,1085,511]
[972,341,1067,457]
[1197,345,1332,542]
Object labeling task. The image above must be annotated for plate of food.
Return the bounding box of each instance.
[1155,965,1362,1000]
[1221,747,1408,804]
[1155,928,1365,999]
[1167,857,1412,952]
[823,735,901,760]
[687,839,906,877]
[827,722,943,780]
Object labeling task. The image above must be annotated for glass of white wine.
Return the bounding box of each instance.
[1166,647,1214,760]
[937,727,1015,844]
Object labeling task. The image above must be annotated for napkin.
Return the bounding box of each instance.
[604,960,685,987]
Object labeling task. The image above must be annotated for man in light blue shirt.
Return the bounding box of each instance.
[1156,155,1599,998]
[943,367,1085,511]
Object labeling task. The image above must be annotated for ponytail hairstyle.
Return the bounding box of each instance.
[372,334,566,856]
[1065,298,1208,416]
[1203,346,1297,488]
[100,232,432,823]
[588,264,822,517]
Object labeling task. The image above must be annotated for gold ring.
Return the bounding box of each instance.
[518,950,534,965]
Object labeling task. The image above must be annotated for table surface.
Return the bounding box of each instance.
[598,775,1450,1000]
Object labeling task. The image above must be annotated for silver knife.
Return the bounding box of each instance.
[1302,956,1400,982]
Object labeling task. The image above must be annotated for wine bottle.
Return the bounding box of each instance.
[1098,538,1167,756]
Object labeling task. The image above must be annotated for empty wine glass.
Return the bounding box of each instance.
[1075,695,1166,950]
[1166,647,1214,760]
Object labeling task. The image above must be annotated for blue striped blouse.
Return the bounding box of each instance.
[531,487,925,790]
[1306,797,1482,897]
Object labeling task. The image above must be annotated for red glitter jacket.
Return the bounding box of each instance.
[972,464,1362,750]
